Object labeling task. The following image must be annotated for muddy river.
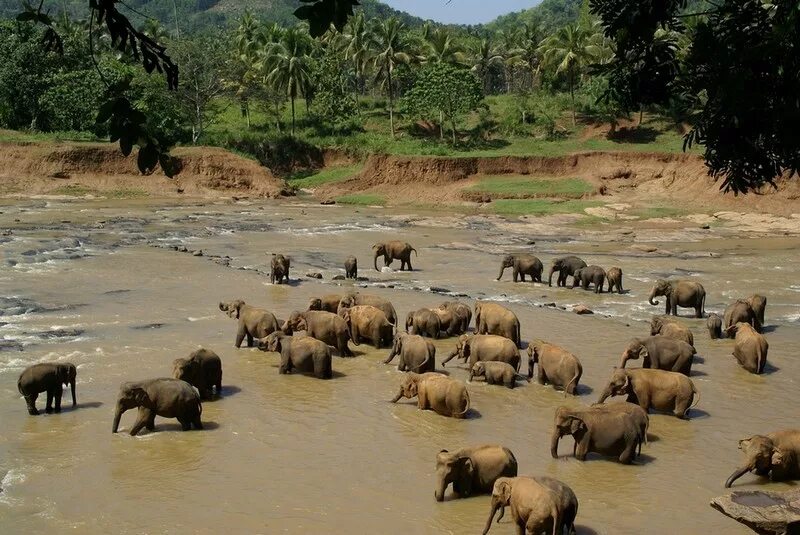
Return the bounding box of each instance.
[1,198,799,534]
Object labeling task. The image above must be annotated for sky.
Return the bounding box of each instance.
[381,0,537,25]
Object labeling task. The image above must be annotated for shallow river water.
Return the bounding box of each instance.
[1,198,799,534]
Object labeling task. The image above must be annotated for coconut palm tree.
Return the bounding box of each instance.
[342,12,371,109]
[260,26,313,136]
[471,38,504,94]
[422,24,467,66]
[369,17,414,138]
[538,22,604,126]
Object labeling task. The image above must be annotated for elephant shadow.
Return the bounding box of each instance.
[687,407,711,419]
[148,420,220,433]
[576,526,601,535]
[693,355,706,364]
[690,369,708,377]
[761,324,778,333]
[574,384,593,396]
[62,401,104,412]
[464,408,482,420]
[217,385,242,398]
[760,361,780,375]
[633,453,657,465]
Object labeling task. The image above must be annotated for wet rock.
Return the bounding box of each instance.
[177,188,184,194]
[356,276,369,281]
[631,244,659,253]
[701,224,711,229]
[35,328,85,340]
[544,302,556,308]
[178,246,189,253]
[320,200,336,205]
[0,340,23,352]
[103,289,131,295]
[429,287,450,294]
[306,272,323,279]
[573,305,594,315]
[131,323,166,330]
[332,275,345,281]
[527,240,536,245]
[192,250,203,257]
[50,171,70,179]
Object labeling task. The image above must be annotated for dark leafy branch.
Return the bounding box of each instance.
[294,0,361,37]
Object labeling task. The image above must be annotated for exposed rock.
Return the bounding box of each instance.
[332,275,345,281]
[631,244,659,253]
[192,250,203,257]
[573,305,594,315]
[306,272,323,279]
[710,489,800,534]
[544,302,556,308]
[320,200,336,205]
[429,287,451,294]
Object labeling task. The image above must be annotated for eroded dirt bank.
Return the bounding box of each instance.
[0,141,291,198]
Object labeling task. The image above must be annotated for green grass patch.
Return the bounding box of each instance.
[50,184,97,196]
[468,176,594,198]
[106,188,148,199]
[631,205,690,219]
[335,193,386,206]
[287,164,363,189]
[490,199,603,216]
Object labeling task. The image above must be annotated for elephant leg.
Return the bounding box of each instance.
[129,407,152,436]
[695,302,703,318]
[407,257,413,271]
[620,442,636,464]
[146,411,156,430]
[45,389,54,413]
[536,367,546,386]
[235,325,246,348]
[192,410,203,430]
[373,328,383,349]
[279,354,292,374]
[53,384,63,413]
[177,416,191,431]
[24,393,39,415]
[246,333,254,348]
[575,439,589,461]
[675,397,691,419]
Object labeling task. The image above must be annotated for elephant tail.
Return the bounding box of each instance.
[411,352,432,373]
[700,292,706,316]
[17,377,24,396]
[515,322,521,349]
[454,388,471,418]
[411,247,418,257]
[563,373,580,397]
[689,383,701,410]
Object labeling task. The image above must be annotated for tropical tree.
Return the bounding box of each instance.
[538,22,604,126]
[342,12,371,107]
[471,38,504,94]
[260,26,314,136]
[369,17,414,138]
[422,24,467,66]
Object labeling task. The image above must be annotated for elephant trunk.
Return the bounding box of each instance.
[70,379,77,407]
[482,500,501,535]
[112,404,124,433]
[648,287,659,306]
[597,384,612,404]
[725,466,751,488]
[550,430,562,458]
[467,369,475,382]
[373,252,380,271]
[547,267,556,286]
[441,349,458,366]
[434,475,447,502]
[390,388,403,403]
[496,265,506,281]
[619,352,630,369]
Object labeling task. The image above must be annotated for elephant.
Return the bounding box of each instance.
[112,378,202,436]
[339,305,394,349]
[434,445,518,502]
[219,300,280,348]
[384,333,435,373]
[590,402,650,452]
[344,255,358,279]
[551,405,644,464]
[172,348,222,400]
[724,299,762,333]
[487,477,578,535]
[442,334,521,371]
[571,265,606,293]
[269,253,290,284]
[726,322,768,374]
[650,316,694,347]
[619,336,696,376]
[474,301,521,348]
[435,301,472,335]
[308,294,342,313]
[282,310,353,357]
[483,477,561,535]
[725,430,800,487]
[406,308,441,338]
[469,361,529,389]
[390,372,470,418]
[17,362,77,415]
[606,267,624,294]
[527,341,583,395]
[707,313,723,339]
[373,240,417,271]
[259,332,333,379]
[648,279,706,318]
[747,294,767,326]
[548,256,587,287]
[338,292,397,329]
[597,368,699,419]
[496,254,543,283]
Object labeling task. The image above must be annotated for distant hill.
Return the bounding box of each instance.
[486,0,583,33]
[0,0,426,33]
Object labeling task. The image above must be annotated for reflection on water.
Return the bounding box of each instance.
[1,199,799,534]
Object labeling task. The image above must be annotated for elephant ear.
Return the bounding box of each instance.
[233,300,244,319]
[638,345,649,359]
[772,449,785,466]
[496,479,512,504]
[568,415,585,434]
[131,387,148,405]
[622,373,631,391]
[457,457,474,496]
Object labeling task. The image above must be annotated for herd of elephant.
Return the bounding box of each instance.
[14,241,797,534]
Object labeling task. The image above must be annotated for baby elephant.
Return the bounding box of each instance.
[112,378,202,436]
[435,445,518,502]
[269,253,290,284]
[725,430,800,487]
[384,333,435,373]
[727,322,768,374]
[650,316,694,347]
[172,348,223,400]
[219,299,280,348]
[483,477,561,535]
[469,361,529,389]
[391,372,470,418]
[572,265,606,293]
[406,308,441,338]
[597,368,699,419]
[606,266,624,293]
[344,255,358,279]
[18,362,77,415]
[259,332,333,379]
[707,313,723,339]
[527,341,583,395]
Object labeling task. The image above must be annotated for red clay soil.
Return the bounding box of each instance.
[0,141,291,198]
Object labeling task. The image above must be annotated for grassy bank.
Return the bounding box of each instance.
[468,176,594,198]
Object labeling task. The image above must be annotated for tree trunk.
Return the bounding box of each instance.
[451,117,456,145]
[439,110,444,140]
[570,68,576,127]
[387,66,395,139]
[639,108,644,127]
[291,95,296,137]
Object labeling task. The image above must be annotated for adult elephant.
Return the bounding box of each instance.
[406,308,441,338]
[469,361,529,389]
[384,333,435,373]
[17,362,77,415]
[307,294,342,313]
[269,253,290,284]
[282,310,353,357]
[474,301,521,348]
[597,368,699,419]
[219,300,280,348]
[725,430,800,487]
[572,265,606,293]
[606,267,624,294]
[650,316,694,347]
[338,292,397,329]
[390,372,470,418]
[373,240,417,271]
[496,254,543,283]
[172,348,222,400]
[442,334,521,371]
[482,477,562,535]
[435,301,472,335]
[747,294,767,326]
[259,332,333,379]
[339,305,394,349]
[620,336,696,376]
[648,279,706,318]
[551,405,644,464]
[112,378,202,436]
[527,341,582,395]
[434,445,518,502]
[548,256,587,287]
[724,299,761,332]
[344,256,358,279]
[726,322,768,374]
